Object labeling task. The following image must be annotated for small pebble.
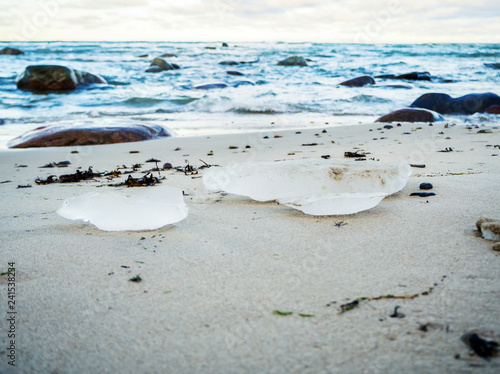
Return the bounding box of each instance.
[383,125,393,129]
[419,183,433,190]
[321,155,330,159]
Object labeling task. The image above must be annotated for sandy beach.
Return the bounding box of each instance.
[1,121,499,373]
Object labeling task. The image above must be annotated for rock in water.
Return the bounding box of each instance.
[203,159,411,215]
[195,82,228,90]
[57,186,188,231]
[16,65,106,92]
[0,47,24,55]
[8,123,171,148]
[339,76,375,87]
[150,57,176,71]
[376,108,444,123]
[410,92,500,115]
[277,56,308,66]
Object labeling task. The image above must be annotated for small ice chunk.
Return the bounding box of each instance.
[57,186,187,231]
[203,159,411,215]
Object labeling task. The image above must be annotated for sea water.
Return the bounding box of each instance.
[1,42,499,147]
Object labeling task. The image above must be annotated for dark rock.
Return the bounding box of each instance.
[171,63,180,70]
[219,61,240,66]
[16,65,106,92]
[484,63,500,70]
[0,119,4,125]
[150,57,175,71]
[485,105,500,114]
[410,192,436,197]
[195,82,228,90]
[227,71,245,76]
[137,54,149,58]
[375,71,431,81]
[160,53,177,58]
[376,108,444,123]
[277,56,307,66]
[375,74,396,79]
[145,66,163,73]
[232,80,255,87]
[339,76,375,87]
[0,47,24,55]
[8,123,171,148]
[419,183,433,190]
[396,71,431,81]
[410,92,500,115]
[383,125,393,129]
[222,42,228,47]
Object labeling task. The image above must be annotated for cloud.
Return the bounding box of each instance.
[0,0,499,42]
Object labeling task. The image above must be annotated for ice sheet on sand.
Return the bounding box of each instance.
[203,159,411,215]
[57,186,188,231]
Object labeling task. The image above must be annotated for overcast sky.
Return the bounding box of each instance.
[1,0,499,43]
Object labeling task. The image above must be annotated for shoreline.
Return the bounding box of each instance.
[1,121,499,373]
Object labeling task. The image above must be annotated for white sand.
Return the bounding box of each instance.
[0,122,499,373]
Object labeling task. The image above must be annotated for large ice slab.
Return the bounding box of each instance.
[57,186,188,231]
[203,159,411,215]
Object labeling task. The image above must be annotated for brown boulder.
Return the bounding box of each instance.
[376,108,444,123]
[16,65,107,92]
[150,58,175,71]
[277,56,308,66]
[485,105,500,114]
[8,124,171,148]
[340,76,375,87]
[0,47,24,55]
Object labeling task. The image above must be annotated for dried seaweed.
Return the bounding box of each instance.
[438,147,454,152]
[59,167,102,183]
[344,150,367,158]
[333,279,445,314]
[112,173,162,187]
[17,184,32,189]
[39,160,71,168]
[129,275,142,283]
[461,332,499,360]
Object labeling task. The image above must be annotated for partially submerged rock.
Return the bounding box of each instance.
[149,57,178,71]
[203,159,411,215]
[16,65,107,92]
[57,186,188,231]
[0,47,24,55]
[485,105,500,114]
[339,76,375,87]
[376,108,444,123]
[8,123,171,148]
[277,56,308,66]
[195,82,228,90]
[410,92,500,115]
[376,71,431,81]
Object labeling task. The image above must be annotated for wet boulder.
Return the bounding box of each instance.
[277,56,308,66]
[227,71,245,76]
[484,63,500,70]
[485,105,500,114]
[195,82,228,90]
[410,92,500,114]
[376,108,444,123]
[0,47,24,55]
[376,71,431,81]
[150,57,176,71]
[16,65,107,92]
[340,76,375,87]
[145,66,163,73]
[8,123,171,148]
[219,61,240,66]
